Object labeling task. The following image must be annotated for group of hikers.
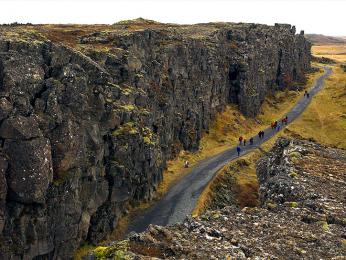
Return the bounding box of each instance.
[184,113,291,166]
[185,89,312,165]
[236,115,289,156]
[271,115,288,132]
[304,90,310,98]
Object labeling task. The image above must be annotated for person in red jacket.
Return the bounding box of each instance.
[239,136,243,145]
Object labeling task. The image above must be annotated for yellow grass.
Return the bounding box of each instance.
[312,45,346,63]
[288,45,346,148]
[74,245,95,260]
[287,64,346,149]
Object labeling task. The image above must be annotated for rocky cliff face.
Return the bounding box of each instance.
[0,20,310,259]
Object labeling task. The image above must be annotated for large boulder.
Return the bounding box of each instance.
[3,138,53,204]
[0,115,42,139]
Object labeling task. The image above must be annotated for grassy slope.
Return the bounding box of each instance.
[289,45,346,148]
[194,46,346,215]
[288,64,346,148]
[305,34,346,45]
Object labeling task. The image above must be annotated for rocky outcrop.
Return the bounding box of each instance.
[0,20,310,259]
[90,138,345,259]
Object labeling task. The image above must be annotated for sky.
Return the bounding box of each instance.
[0,0,345,36]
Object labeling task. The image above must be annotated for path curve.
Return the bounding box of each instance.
[127,67,332,233]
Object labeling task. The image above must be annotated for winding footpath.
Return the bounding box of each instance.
[127,67,332,233]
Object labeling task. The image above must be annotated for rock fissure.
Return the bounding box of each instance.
[0,21,311,259]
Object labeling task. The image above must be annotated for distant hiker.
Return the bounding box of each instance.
[271,122,275,130]
[236,146,241,156]
[274,121,278,128]
[239,136,243,145]
[258,131,262,139]
[304,90,310,98]
[281,118,285,125]
[284,115,288,125]
[250,137,254,145]
[277,122,281,131]
[243,139,246,146]
[261,131,264,139]
[184,160,189,168]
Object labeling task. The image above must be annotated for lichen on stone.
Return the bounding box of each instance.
[112,122,139,136]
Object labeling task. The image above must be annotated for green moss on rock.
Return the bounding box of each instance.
[317,221,330,232]
[288,201,299,208]
[93,240,130,260]
[266,202,278,210]
[112,122,138,136]
[289,171,298,178]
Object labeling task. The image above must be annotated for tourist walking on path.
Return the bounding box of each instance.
[272,121,278,130]
[184,160,189,168]
[260,131,264,139]
[304,90,310,98]
[250,137,254,145]
[284,115,288,125]
[239,136,243,145]
[236,146,241,156]
[277,122,281,131]
[271,122,275,130]
[243,139,246,146]
[258,131,262,139]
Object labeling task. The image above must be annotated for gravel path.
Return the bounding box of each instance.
[127,67,332,233]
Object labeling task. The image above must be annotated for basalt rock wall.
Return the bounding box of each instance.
[0,21,310,259]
